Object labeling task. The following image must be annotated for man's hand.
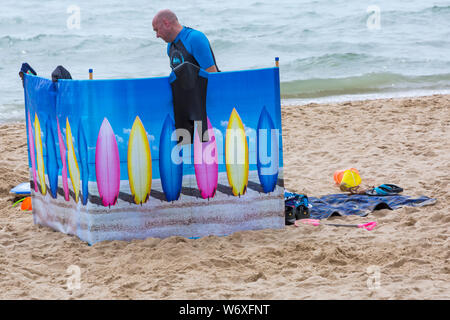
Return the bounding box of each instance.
[205,65,218,73]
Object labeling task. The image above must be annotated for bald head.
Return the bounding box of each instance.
[154,9,178,24]
[152,9,183,43]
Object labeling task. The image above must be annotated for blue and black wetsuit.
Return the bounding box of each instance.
[168,26,219,71]
[168,27,219,144]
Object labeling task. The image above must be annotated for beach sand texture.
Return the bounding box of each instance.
[0,94,449,299]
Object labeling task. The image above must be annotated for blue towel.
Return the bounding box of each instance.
[306,194,436,219]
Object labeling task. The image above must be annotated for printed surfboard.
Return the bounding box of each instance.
[95,118,121,207]
[159,115,183,202]
[57,118,70,201]
[194,117,218,199]
[257,106,279,193]
[46,118,59,198]
[66,118,80,202]
[127,116,152,205]
[34,113,47,195]
[78,121,89,205]
[27,111,38,192]
[225,108,249,197]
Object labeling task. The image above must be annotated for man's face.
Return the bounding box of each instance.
[152,18,171,43]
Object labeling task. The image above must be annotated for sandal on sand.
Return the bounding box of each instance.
[365,184,403,196]
[340,184,360,193]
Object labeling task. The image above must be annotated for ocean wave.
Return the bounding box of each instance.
[0,34,50,43]
[0,33,151,44]
[282,53,378,76]
[0,16,25,25]
[376,5,450,21]
[366,5,450,16]
[292,53,371,65]
[281,52,450,81]
[0,33,158,53]
[0,103,26,124]
[429,5,450,13]
[281,72,450,98]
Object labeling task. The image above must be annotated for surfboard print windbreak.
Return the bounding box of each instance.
[66,118,80,203]
[34,113,47,195]
[225,108,249,197]
[127,116,152,205]
[27,111,38,192]
[22,67,285,244]
[57,118,70,201]
[194,117,218,199]
[159,115,183,202]
[257,106,279,193]
[95,118,121,207]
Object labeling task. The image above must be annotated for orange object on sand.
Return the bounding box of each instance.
[333,168,359,185]
[21,197,32,211]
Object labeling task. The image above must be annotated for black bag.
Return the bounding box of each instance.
[19,62,37,88]
[285,193,310,225]
[51,65,72,82]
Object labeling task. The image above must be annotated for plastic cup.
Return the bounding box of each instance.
[20,197,32,211]
[333,168,359,184]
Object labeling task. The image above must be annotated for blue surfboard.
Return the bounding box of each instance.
[78,120,89,205]
[46,117,59,198]
[159,115,183,201]
[257,106,279,193]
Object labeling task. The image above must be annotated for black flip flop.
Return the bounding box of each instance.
[365,184,403,196]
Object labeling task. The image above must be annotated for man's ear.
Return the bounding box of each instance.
[162,18,170,28]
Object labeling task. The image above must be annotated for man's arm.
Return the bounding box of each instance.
[190,31,218,72]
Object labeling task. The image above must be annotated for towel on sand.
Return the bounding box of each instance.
[307,194,436,219]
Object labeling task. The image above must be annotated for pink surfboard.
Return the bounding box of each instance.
[194,117,218,199]
[57,118,70,201]
[27,111,38,192]
[95,118,121,207]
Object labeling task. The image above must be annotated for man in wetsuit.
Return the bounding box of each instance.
[152,9,219,72]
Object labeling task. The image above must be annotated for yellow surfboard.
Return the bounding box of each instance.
[34,113,46,195]
[66,118,80,202]
[127,116,152,204]
[225,108,249,196]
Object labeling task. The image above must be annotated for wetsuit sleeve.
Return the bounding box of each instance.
[189,31,216,70]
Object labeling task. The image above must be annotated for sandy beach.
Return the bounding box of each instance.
[0,94,449,299]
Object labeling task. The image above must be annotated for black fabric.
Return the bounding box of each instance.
[170,62,209,144]
[19,63,37,88]
[51,65,72,82]
[169,38,199,70]
[19,63,37,76]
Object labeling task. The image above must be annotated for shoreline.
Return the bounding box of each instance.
[281,89,450,106]
[3,90,450,125]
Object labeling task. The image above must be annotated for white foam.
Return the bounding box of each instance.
[281,89,450,106]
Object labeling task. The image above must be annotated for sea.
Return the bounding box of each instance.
[1,0,450,123]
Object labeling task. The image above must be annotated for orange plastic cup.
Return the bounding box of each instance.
[333,168,359,185]
[21,197,32,211]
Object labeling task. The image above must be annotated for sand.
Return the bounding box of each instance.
[0,94,449,299]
